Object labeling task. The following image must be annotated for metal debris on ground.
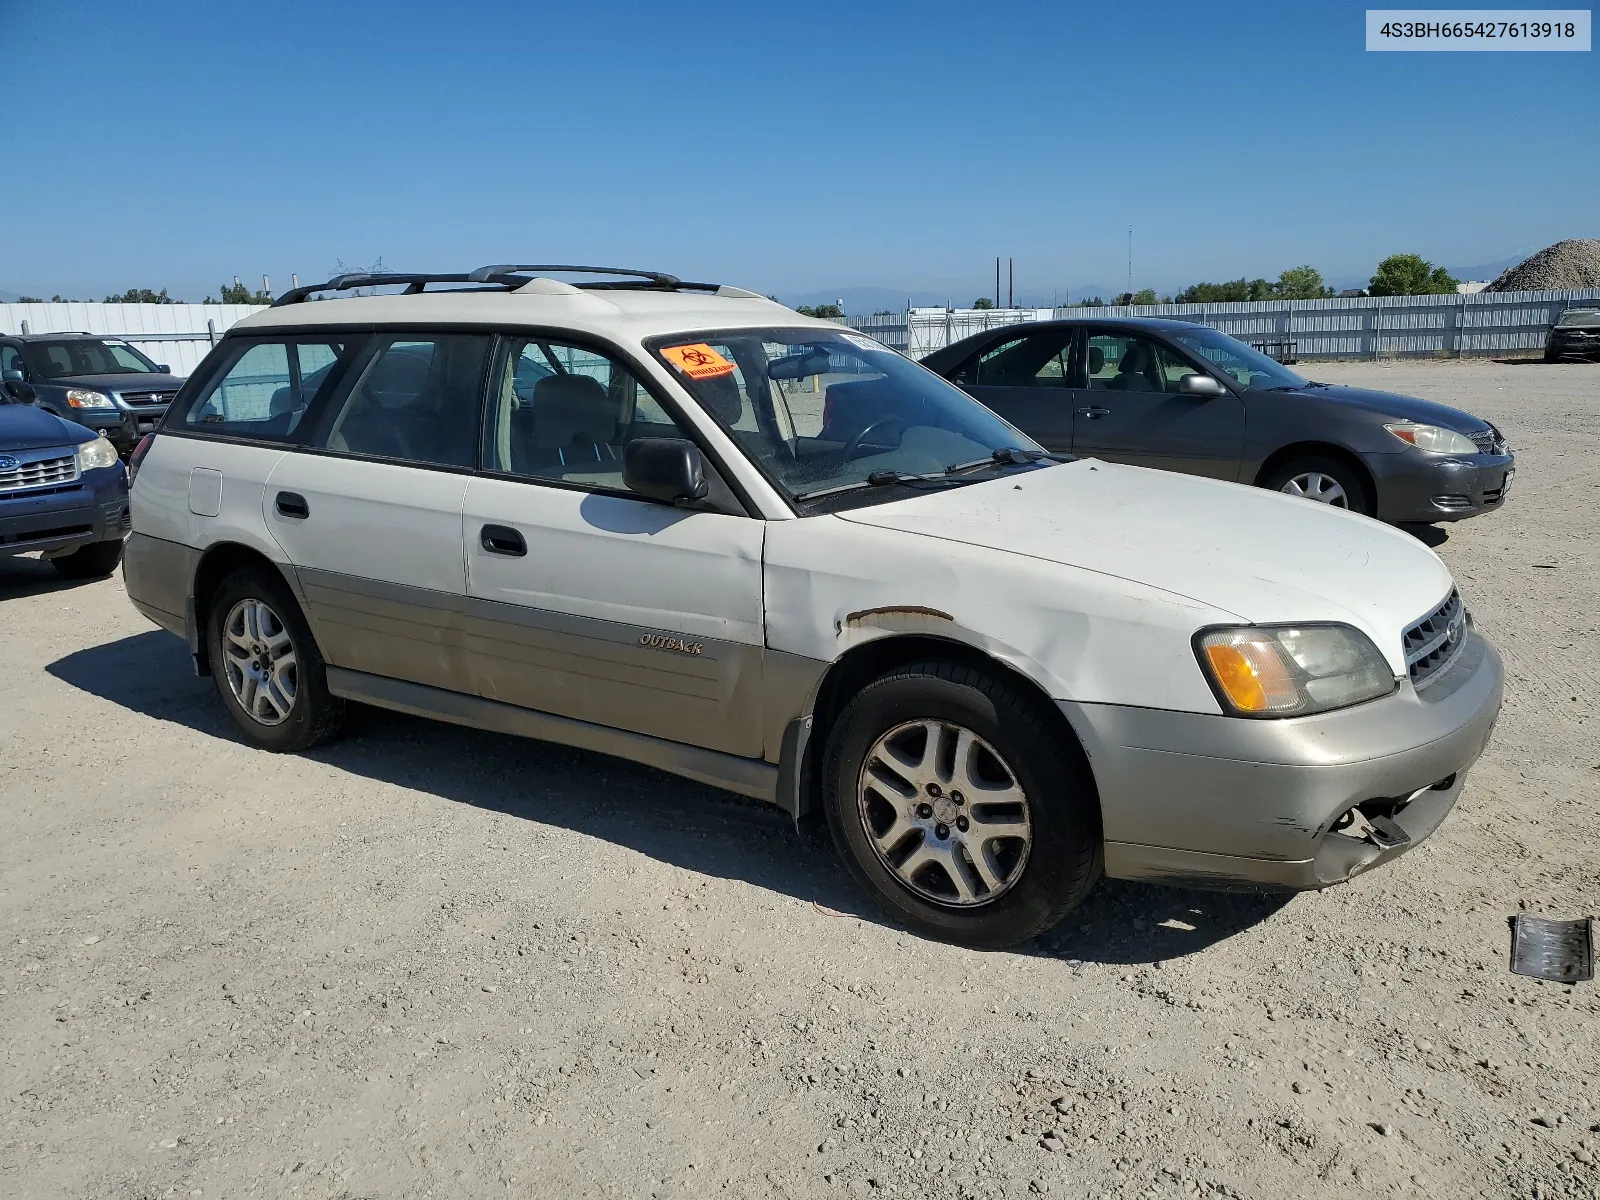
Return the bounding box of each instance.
[1509,915,1595,983]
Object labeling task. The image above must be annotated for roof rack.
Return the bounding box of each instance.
[271,264,721,306]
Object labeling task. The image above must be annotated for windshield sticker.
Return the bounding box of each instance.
[660,343,736,380]
[841,333,889,353]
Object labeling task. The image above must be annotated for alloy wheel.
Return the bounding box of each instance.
[857,719,1032,907]
[221,598,298,726]
[1280,471,1349,507]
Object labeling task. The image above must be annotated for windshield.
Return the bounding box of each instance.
[1557,308,1600,327]
[649,328,1044,507]
[25,339,161,378]
[1170,328,1306,390]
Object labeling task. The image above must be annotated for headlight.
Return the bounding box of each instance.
[1383,422,1478,455]
[76,436,120,472]
[66,388,114,409]
[1195,624,1396,717]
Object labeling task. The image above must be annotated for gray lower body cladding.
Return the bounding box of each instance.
[1061,631,1502,890]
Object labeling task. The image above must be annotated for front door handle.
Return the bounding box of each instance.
[275,491,310,519]
[480,524,526,557]
[1075,406,1112,419]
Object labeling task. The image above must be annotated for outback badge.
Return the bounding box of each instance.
[639,632,704,657]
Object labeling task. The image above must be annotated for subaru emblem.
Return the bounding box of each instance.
[0,454,19,472]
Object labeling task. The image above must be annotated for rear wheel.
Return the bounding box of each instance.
[51,539,124,579]
[206,566,344,752]
[823,661,1101,949]
[1263,455,1374,516]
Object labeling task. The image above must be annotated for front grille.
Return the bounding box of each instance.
[0,523,92,547]
[0,452,79,494]
[1403,589,1466,688]
[1431,493,1471,510]
[121,390,177,408]
[1469,425,1508,455]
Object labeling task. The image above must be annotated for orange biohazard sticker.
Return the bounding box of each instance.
[661,343,736,380]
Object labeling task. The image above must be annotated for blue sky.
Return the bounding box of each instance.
[1,0,1595,305]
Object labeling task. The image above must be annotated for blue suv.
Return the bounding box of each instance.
[0,398,130,578]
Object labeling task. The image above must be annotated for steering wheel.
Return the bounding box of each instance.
[843,416,908,461]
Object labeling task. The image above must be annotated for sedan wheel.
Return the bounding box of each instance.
[858,719,1032,907]
[1280,471,1349,507]
[221,598,299,726]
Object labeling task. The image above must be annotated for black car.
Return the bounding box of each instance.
[922,318,1514,523]
[0,332,183,454]
[0,398,131,578]
[1545,306,1600,361]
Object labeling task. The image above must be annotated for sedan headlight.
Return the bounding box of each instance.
[1383,422,1478,454]
[76,435,120,472]
[66,388,114,409]
[1195,624,1396,717]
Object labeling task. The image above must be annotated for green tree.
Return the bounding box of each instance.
[1275,265,1334,299]
[208,280,273,305]
[971,297,995,309]
[1130,288,1157,305]
[104,287,176,304]
[17,295,44,303]
[1368,254,1459,296]
[796,303,844,319]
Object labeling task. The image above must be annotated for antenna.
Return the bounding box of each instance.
[1008,257,1013,308]
[995,257,1000,308]
[1126,226,1133,299]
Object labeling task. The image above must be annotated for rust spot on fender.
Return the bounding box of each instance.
[838,605,955,634]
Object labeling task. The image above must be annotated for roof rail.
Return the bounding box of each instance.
[272,264,721,306]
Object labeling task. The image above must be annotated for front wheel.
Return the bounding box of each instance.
[51,538,124,579]
[206,566,345,752]
[822,662,1101,949]
[1262,456,1374,516]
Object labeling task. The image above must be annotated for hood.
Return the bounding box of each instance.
[836,460,1454,671]
[1278,383,1490,433]
[0,402,91,450]
[44,372,185,394]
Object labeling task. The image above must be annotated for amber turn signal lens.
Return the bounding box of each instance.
[1204,643,1269,712]
[1202,635,1300,713]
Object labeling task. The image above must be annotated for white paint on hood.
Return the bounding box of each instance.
[834,459,1454,673]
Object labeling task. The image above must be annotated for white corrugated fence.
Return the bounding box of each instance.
[0,303,267,376]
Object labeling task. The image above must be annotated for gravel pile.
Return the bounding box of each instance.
[1487,238,1600,291]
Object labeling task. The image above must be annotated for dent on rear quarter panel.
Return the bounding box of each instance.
[762,516,1229,714]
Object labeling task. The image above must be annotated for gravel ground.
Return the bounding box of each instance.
[2,359,1597,1200]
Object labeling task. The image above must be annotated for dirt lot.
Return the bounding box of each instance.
[2,359,1597,1200]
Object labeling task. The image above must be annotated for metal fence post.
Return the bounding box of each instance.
[19,320,29,335]
[207,319,217,347]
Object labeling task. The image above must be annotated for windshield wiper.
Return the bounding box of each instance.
[795,470,945,501]
[942,447,1074,476]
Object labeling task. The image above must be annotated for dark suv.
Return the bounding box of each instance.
[0,397,131,578]
[0,333,184,454]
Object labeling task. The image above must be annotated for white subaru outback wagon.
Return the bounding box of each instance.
[123,265,1503,949]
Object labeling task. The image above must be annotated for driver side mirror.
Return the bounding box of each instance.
[623,438,709,506]
[1177,373,1226,399]
[156,363,171,373]
[2,375,34,402]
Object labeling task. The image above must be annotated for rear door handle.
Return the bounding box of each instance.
[1076,406,1112,419]
[275,491,310,519]
[480,524,526,557]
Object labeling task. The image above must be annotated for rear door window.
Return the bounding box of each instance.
[315,334,491,469]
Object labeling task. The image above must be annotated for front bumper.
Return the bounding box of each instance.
[1061,629,1502,890]
[1371,447,1515,523]
[74,406,167,453]
[0,466,131,557]
[1547,331,1600,360]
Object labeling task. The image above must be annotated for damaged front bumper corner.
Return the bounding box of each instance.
[1059,630,1503,891]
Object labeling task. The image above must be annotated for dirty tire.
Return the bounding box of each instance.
[1262,455,1374,517]
[51,539,124,579]
[206,566,345,753]
[823,661,1101,950]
